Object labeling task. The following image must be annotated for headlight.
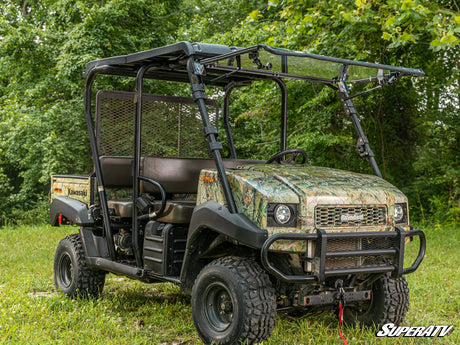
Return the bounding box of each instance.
[267,203,297,227]
[394,203,408,223]
[275,204,291,225]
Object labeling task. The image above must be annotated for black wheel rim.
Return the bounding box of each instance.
[203,282,234,332]
[58,253,73,288]
[345,281,376,320]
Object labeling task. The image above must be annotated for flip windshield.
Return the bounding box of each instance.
[200,44,425,85]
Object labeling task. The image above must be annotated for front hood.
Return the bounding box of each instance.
[234,165,405,204]
[197,164,407,231]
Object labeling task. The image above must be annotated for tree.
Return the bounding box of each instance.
[0,0,181,223]
[179,0,268,42]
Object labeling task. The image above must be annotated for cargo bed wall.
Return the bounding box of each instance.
[51,175,95,205]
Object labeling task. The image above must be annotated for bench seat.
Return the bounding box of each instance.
[101,156,263,222]
[107,199,195,224]
[141,157,263,194]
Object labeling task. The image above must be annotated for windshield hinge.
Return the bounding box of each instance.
[356,137,374,158]
[248,51,273,70]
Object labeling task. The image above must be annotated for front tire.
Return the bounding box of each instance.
[191,256,276,345]
[343,274,409,327]
[54,234,106,298]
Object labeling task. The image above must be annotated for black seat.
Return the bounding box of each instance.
[100,156,136,187]
[141,156,263,194]
[100,156,263,223]
[107,199,195,223]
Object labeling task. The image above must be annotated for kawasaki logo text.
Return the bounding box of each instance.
[340,213,364,221]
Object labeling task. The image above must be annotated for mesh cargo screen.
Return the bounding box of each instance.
[95,90,219,158]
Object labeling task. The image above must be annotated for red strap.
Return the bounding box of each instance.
[338,302,349,345]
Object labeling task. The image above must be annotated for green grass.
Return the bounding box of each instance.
[0,224,458,344]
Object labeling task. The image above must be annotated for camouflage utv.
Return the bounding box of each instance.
[50,42,426,345]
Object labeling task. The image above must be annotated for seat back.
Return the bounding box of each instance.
[142,157,263,194]
[100,155,263,194]
[99,156,136,187]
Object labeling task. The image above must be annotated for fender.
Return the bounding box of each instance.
[50,196,94,226]
[180,201,268,294]
[188,200,268,248]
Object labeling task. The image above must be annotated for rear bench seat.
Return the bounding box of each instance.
[100,156,263,223]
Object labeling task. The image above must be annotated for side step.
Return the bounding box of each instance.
[86,257,181,285]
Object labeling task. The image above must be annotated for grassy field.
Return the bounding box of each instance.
[0,224,458,345]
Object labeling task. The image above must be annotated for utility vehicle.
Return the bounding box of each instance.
[50,42,426,345]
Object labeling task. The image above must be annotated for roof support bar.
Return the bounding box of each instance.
[187,57,238,214]
[273,78,288,152]
[132,63,159,268]
[223,83,238,159]
[132,64,146,268]
[84,66,117,260]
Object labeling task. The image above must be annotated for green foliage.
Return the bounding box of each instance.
[0,0,180,223]
[220,81,282,159]
[179,0,268,42]
[287,84,363,171]
[266,0,460,52]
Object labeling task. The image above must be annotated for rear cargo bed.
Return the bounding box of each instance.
[51,174,95,205]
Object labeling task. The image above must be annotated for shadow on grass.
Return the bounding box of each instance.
[102,279,191,312]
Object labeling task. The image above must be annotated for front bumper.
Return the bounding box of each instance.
[260,226,425,283]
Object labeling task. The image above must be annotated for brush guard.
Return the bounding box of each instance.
[260,226,425,283]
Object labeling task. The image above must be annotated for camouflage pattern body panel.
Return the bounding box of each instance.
[51,175,94,205]
[197,169,299,228]
[197,170,227,207]
[197,164,409,252]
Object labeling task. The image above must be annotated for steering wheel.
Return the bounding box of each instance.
[266,148,308,165]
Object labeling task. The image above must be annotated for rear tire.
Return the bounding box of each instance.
[343,274,409,327]
[191,256,276,345]
[54,234,106,298]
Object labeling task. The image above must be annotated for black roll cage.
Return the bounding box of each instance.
[83,41,425,262]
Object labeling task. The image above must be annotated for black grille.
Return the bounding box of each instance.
[325,237,396,269]
[315,205,387,228]
[326,255,393,269]
[96,91,219,158]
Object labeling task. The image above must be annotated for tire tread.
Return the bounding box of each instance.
[193,256,276,344]
[343,273,409,327]
[55,233,105,298]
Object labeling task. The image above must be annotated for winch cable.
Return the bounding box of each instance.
[336,281,349,345]
[338,302,349,345]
